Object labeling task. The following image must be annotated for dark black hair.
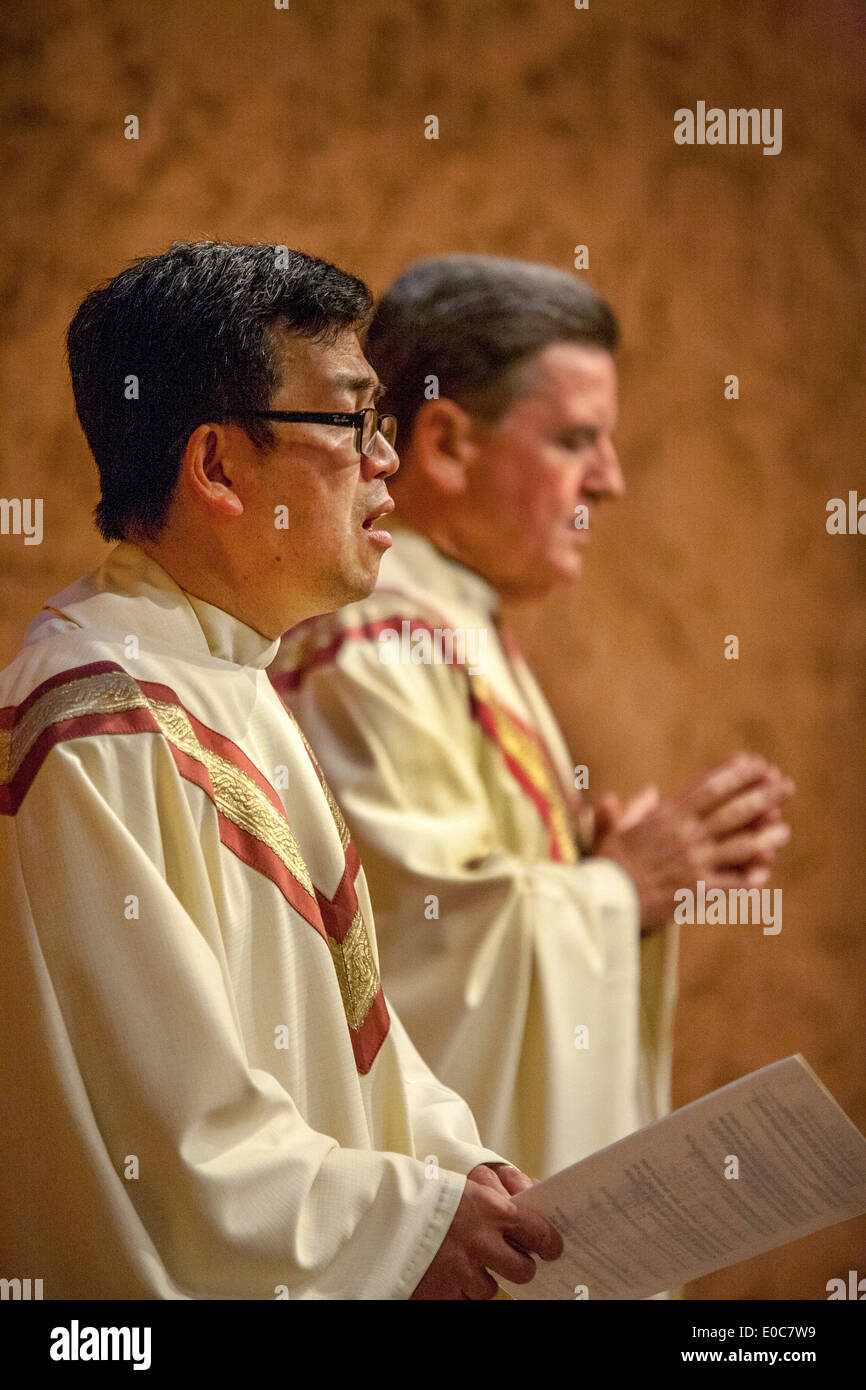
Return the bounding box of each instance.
[66,241,373,540]
[365,254,619,453]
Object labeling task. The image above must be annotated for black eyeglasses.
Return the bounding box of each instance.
[242,408,397,457]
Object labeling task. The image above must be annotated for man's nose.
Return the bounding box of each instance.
[592,438,625,499]
[364,435,400,479]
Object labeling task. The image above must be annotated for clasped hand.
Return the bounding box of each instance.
[591,753,795,934]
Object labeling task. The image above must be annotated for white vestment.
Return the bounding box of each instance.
[0,542,504,1300]
[272,527,679,1180]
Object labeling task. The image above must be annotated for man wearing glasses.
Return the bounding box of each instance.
[0,241,560,1300]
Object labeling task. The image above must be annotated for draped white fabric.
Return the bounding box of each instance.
[0,542,502,1299]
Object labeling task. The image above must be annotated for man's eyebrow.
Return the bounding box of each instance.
[559,422,599,438]
[329,373,386,402]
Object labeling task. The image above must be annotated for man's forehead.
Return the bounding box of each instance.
[529,340,616,390]
[516,341,617,419]
[272,327,381,396]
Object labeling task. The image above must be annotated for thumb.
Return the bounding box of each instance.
[618,784,659,830]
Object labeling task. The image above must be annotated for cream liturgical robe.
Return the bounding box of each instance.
[271,527,679,1181]
[0,543,506,1300]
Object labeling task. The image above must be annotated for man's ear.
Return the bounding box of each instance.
[411,398,480,497]
[182,423,245,518]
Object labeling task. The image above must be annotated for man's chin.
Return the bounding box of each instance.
[501,565,578,603]
[287,561,383,629]
[528,550,584,595]
[340,558,384,607]
[555,551,584,583]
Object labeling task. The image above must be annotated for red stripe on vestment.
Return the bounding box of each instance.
[469,689,570,864]
[164,740,326,936]
[271,617,442,694]
[1,705,159,815]
[349,990,391,1074]
[137,679,292,820]
[0,660,123,730]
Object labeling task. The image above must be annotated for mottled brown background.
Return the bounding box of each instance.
[1,0,863,1299]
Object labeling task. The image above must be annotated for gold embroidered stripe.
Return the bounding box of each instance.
[287,708,351,850]
[1,670,150,786]
[326,909,381,1031]
[470,675,577,864]
[147,699,314,896]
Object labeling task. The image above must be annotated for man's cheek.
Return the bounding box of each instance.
[538,496,570,536]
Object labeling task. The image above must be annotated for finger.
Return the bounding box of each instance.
[710,823,791,867]
[484,1239,538,1285]
[493,1165,536,1196]
[752,771,796,803]
[669,753,766,808]
[683,754,771,817]
[702,783,793,838]
[466,1164,511,1196]
[698,867,773,890]
[757,766,796,796]
[742,845,778,866]
[504,1207,564,1261]
[741,815,785,862]
[462,1268,500,1300]
[618,785,660,831]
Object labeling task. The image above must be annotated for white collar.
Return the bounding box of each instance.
[33,542,281,671]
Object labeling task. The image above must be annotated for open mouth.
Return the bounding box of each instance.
[362,500,395,530]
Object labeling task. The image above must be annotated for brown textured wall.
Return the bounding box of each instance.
[1,0,863,1299]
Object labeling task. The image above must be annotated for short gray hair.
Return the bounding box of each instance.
[365,254,619,448]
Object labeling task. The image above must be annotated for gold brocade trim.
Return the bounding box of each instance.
[147,700,314,896]
[327,909,381,1030]
[469,676,577,864]
[1,671,150,786]
[318,777,351,851]
[286,709,351,850]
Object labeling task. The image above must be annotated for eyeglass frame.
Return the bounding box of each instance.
[239,408,397,458]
